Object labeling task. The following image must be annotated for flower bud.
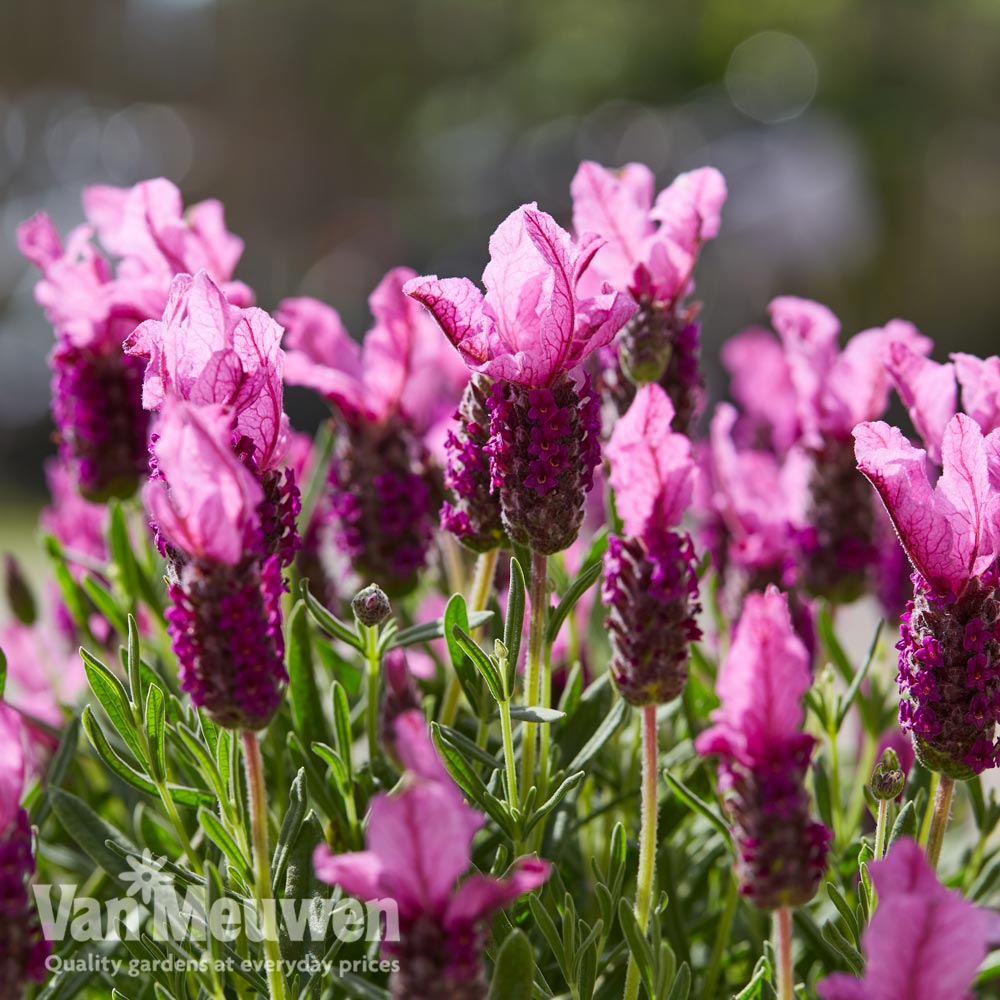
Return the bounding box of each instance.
[3,555,36,626]
[870,748,905,801]
[352,584,392,628]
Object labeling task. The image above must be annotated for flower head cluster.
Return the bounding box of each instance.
[695,587,831,909]
[407,205,633,554]
[602,384,702,704]
[280,267,467,593]
[0,704,49,993]
[570,162,726,429]
[18,179,247,501]
[818,838,1000,1000]
[146,402,288,729]
[314,710,550,999]
[856,414,1000,776]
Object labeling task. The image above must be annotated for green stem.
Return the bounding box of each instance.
[699,870,738,1000]
[520,552,548,804]
[874,798,889,862]
[926,774,955,871]
[499,696,519,812]
[364,625,380,763]
[440,548,499,728]
[156,781,203,878]
[243,731,289,1000]
[776,907,794,1000]
[623,705,659,1000]
[845,734,878,838]
[919,771,940,846]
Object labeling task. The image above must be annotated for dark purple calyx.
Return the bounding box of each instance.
[330,419,436,597]
[388,914,485,1000]
[441,374,507,553]
[898,571,1000,779]
[800,437,878,604]
[602,530,701,706]
[718,738,831,910]
[166,551,288,730]
[0,810,49,993]
[50,340,149,502]
[486,374,601,555]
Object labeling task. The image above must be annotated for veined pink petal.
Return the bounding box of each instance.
[144,401,263,565]
[650,167,727,250]
[954,352,1000,436]
[694,587,811,765]
[366,781,482,920]
[445,857,551,930]
[406,204,633,386]
[0,703,26,833]
[819,838,997,1000]
[606,384,695,537]
[312,846,384,903]
[884,341,956,463]
[854,416,999,596]
[570,161,656,292]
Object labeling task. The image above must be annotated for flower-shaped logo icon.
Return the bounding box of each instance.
[120,850,173,905]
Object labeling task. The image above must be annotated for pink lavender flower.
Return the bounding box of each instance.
[855,414,1000,777]
[145,402,287,730]
[18,179,247,501]
[314,710,550,999]
[570,162,725,430]
[602,385,701,704]
[0,704,49,993]
[695,587,830,909]
[818,838,1000,1000]
[280,267,467,593]
[406,205,632,554]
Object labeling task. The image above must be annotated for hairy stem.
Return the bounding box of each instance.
[623,705,659,1000]
[776,907,794,1000]
[926,774,955,871]
[243,731,288,1000]
[874,798,889,862]
[520,552,548,803]
[364,624,380,763]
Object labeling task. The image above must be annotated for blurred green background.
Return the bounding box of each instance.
[1,0,999,520]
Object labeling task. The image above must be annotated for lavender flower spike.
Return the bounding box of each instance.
[695,587,831,909]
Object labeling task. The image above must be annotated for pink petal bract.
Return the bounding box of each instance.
[606,383,695,538]
[0,703,26,833]
[884,340,956,463]
[695,587,812,766]
[144,401,264,565]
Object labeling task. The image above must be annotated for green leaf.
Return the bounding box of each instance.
[82,573,128,637]
[822,920,865,975]
[565,696,627,773]
[81,646,147,765]
[666,962,692,1000]
[389,610,494,648]
[302,582,364,650]
[0,646,6,699]
[444,593,482,716]
[817,605,854,684]
[826,882,860,946]
[887,800,917,850]
[43,535,92,638]
[488,929,535,1000]
[507,705,566,724]
[523,770,585,835]
[504,557,526,694]
[662,768,732,846]
[145,684,167,783]
[272,769,308,892]
[452,624,505,702]
[332,680,354,781]
[618,899,656,999]
[50,788,142,889]
[198,808,253,882]
[126,614,143,709]
[432,723,516,837]
[288,599,326,746]
[547,561,602,645]
[32,716,80,826]
[82,704,158,795]
[836,619,884,730]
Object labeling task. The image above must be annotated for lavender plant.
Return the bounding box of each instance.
[3,166,1000,1000]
